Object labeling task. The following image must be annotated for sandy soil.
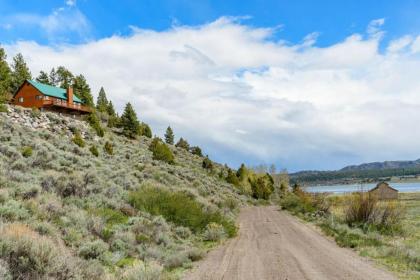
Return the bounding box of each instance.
[184,206,397,280]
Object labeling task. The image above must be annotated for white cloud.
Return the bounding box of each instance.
[1,3,90,42]
[5,18,420,170]
[387,35,413,53]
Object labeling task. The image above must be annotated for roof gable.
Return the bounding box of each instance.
[369,182,398,192]
[27,80,83,104]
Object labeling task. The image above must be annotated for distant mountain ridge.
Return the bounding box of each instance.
[340,159,420,171]
[290,158,420,185]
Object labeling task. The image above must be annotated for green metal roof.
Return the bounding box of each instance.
[27,80,83,104]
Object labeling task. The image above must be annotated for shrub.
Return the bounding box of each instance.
[175,137,189,150]
[119,261,163,280]
[203,222,225,241]
[0,200,30,221]
[78,240,109,260]
[129,186,236,235]
[202,156,213,171]
[190,146,203,157]
[226,169,240,186]
[90,145,99,157]
[30,107,41,118]
[164,252,190,269]
[149,138,174,164]
[104,141,113,155]
[87,113,105,137]
[72,132,85,148]
[21,146,33,158]
[0,223,82,279]
[249,174,274,200]
[139,122,152,138]
[344,192,404,232]
[0,104,7,113]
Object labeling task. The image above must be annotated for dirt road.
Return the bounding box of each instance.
[184,206,397,280]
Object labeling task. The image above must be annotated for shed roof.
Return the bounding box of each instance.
[369,182,398,192]
[27,80,83,104]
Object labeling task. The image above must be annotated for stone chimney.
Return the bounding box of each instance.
[67,87,73,105]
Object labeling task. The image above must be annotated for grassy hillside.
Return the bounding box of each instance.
[0,105,247,280]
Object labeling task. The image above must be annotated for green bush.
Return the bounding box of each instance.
[104,141,113,155]
[203,222,225,241]
[72,132,85,147]
[129,186,236,235]
[149,138,174,164]
[89,145,99,157]
[190,146,203,157]
[30,107,41,118]
[78,240,109,260]
[0,224,83,279]
[21,146,33,158]
[344,192,404,233]
[87,113,105,137]
[90,208,128,227]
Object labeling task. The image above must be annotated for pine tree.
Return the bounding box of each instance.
[36,71,51,85]
[96,87,108,112]
[164,126,174,145]
[56,66,74,88]
[106,101,119,128]
[120,102,140,138]
[236,163,247,181]
[73,74,93,106]
[175,137,190,150]
[10,53,32,93]
[49,68,59,86]
[0,46,11,103]
[107,101,116,116]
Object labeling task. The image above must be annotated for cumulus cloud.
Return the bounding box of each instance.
[4,18,420,170]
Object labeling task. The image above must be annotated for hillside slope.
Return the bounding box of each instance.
[0,105,246,280]
[340,159,420,171]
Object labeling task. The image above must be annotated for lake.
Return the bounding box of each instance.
[305,182,420,194]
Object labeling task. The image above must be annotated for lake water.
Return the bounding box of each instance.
[305,182,420,194]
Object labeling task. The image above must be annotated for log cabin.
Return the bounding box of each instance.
[368,182,398,200]
[12,80,91,115]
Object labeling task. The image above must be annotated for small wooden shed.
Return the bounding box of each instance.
[368,182,398,200]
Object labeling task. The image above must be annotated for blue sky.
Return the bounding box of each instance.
[2,1,420,172]
[1,0,420,46]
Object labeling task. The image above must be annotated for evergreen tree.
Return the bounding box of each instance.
[107,101,116,116]
[36,71,51,85]
[56,66,74,88]
[0,46,11,103]
[96,87,108,112]
[49,68,59,86]
[164,126,174,145]
[73,74,93,106]
[120,102,140,138]
[175,137,190,150]
[10,53,32,93]
[106,101,119,128]
[236,163,247,181]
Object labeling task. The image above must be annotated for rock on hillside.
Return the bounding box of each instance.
[0,105,246,280]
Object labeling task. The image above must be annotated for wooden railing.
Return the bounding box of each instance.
[43,98,91,113]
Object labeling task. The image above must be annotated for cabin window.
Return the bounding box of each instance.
[18,97,24,103]
[44,96,49,100]
[36,95,43,100]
